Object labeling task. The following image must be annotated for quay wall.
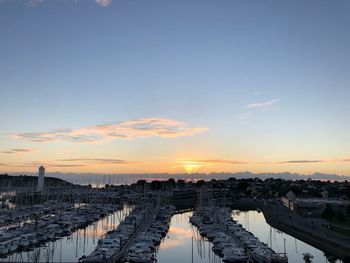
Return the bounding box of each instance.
[262,205,350,262]
[228,198,350,262]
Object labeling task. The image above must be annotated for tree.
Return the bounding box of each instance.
[196,180,205,188]
[303,253,313,263]
[136,180,146,186]
[324,253,338,263]
[177,179,185,189]
[150,180,162,190]
[237,181,249,190]
[167,178,176,188]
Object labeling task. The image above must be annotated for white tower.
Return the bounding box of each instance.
[37,166,45,192]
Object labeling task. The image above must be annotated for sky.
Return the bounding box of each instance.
[0,0,350,175]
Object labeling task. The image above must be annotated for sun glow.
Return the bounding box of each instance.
[183,163,200,173]
[177,159,207,173]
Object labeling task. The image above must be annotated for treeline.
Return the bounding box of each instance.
[0,174,75,189]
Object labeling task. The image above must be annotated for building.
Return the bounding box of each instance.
[37,166,45,192]
[281,189,350,217]
[281,190,297,210]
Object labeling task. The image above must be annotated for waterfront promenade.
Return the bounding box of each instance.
[262,199,350,261]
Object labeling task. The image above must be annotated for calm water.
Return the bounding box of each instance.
[156,212,222,263]
[232,210,342,263]
[156,210,342,263]
[1,208,343,262]
[1,206,132,263]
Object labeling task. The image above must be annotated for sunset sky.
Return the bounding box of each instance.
[1,0,350,175]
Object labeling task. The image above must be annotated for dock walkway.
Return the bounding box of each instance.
[107,205,159,263]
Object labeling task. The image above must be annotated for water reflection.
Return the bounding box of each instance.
[232,210,343,263]
[156,212,222,263]
[1,205,132,262]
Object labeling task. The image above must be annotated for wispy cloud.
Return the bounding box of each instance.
[196,159,247,164]
[245,98,280,109]
[278,158,350,164]
[278,160,324,164]
[57,158,139,165]
[26,0,43,6]
[3,158,139,168]
[177,159,247,166]
[96,0,112,7]
[0,162,82,168]
[2,148,34,154]
[1,0,113,7]
[237,113,250,119]
[10,117,208,143]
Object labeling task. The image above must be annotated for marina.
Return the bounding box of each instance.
[232,210,344,263]
[190,206,287,263]
[0,202,123,257]
[0,201,345,262]
[81,204,175,263]
[0,171,348,263]
[0,205,132,262]
[125,205,174,263]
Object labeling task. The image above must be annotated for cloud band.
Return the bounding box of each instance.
[10,117,208,143]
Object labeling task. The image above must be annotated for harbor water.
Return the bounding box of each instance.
[0,208,343,263]
[232,210,342,263]
[156,212,222,263]
[156,210,342,263]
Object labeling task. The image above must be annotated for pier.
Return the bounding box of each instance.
[81,203,175,263]
[108,205,159,263]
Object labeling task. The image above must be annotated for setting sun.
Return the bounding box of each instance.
[183,163,200,173]
[177,160,207,173]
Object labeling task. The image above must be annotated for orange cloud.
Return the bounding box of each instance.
[197,159,247,164]
[10,117,208,144]
[57,158,140,165]
[178,157,350,168]
[177,159,247,166]
[2,158,139,169]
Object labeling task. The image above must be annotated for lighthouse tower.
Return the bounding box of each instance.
[37,166,45,192]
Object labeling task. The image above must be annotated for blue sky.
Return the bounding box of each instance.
[0,0,349,174]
